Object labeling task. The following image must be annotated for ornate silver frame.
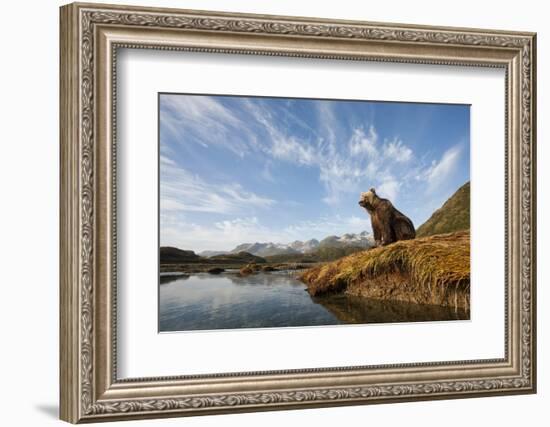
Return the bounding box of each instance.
[60,2,537,423]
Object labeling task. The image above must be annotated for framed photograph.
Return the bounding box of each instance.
[60,2,537,423]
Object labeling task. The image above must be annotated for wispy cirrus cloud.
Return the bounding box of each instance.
[349,126,378,157]
[269,135,317,165]
[161,161,274,215]
[161,94,436,205]
[382,138,413,163]
[241,98,318,166]
[421,144,463,191]
[160,94,257,156]
[159,154,176,166]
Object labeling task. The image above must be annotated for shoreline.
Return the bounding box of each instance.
[160,261,319,275]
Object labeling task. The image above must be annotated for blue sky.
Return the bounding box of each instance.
[160,94,470,252]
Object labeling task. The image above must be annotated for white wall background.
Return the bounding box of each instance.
[0,0,545,426]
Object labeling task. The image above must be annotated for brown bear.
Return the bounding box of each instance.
[358,188,416,247]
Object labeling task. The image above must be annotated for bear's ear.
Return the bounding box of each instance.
[369,187,376,194]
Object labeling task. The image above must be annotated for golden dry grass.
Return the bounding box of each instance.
[300,230,470,297]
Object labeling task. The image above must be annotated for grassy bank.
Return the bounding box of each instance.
[300,231,470,310]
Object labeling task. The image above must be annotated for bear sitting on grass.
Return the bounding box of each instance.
[358,188,416,247]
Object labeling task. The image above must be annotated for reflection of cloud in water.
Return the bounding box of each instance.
[226,272,305,287]
[160,273,336,331]
[160,274,189,285]
[159,272,469,332]
[187,271,304,287]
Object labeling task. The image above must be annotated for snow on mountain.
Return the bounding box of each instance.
[229,242,300,257]
[321,231,374,248]
[289,238,320,253]
[228,232,373,257]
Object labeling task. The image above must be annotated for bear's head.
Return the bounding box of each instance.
[358,188,377,211]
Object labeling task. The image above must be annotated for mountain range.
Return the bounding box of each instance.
[199,231,374,258]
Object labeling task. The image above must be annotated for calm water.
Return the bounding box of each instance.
[159,272,469,332]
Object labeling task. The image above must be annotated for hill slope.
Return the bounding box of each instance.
[160,247,266,265]
[159,247,203,264]
[208,251,266,264]
[416,181,470,237]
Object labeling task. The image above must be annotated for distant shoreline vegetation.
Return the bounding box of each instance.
[159,245,370,274]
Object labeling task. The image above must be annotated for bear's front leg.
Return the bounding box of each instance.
[371,219,382,248]
[380,222,395,246]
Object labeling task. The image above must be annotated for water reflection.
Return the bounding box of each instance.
[311,294,469,324]
[160,274,189,285]
[159,272,469,332]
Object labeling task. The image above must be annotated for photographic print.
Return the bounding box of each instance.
[159,93,471,332]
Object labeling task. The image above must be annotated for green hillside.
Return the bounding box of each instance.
[159,247,203,264]
[416,181,470,237]
[160,248,266,266]
[208,251,267,264]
